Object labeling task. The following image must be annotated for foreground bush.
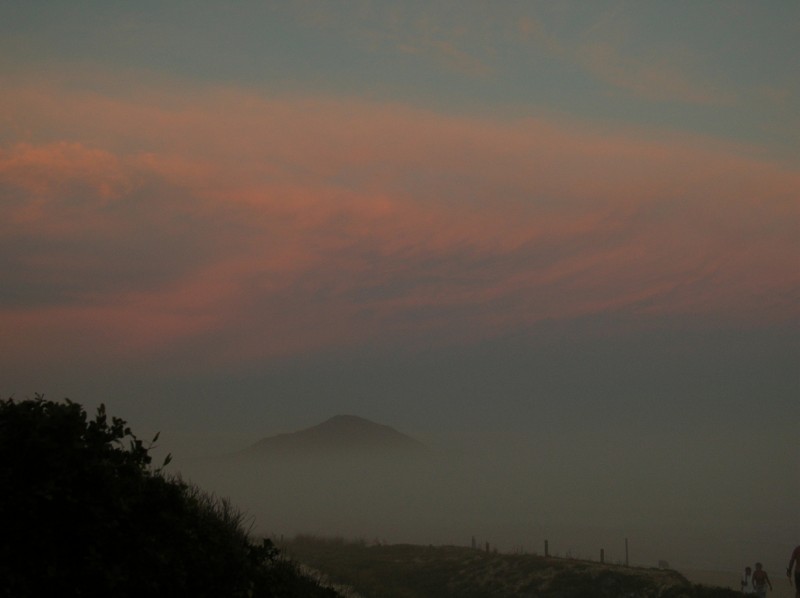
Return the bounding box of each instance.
[0,395,338,598]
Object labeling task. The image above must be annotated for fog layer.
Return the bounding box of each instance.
[180,423,795,573]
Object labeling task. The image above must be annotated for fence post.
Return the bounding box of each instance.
[625,538,629,567]
[600,548,604,564]
[544,539,549,558]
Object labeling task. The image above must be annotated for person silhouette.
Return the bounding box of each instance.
[788,545,800,598]
[741,566,754,594]
[752,562,772,597]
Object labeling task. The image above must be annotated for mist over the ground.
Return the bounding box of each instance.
[178,393,796,574]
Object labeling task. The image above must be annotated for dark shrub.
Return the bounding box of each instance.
[0,395,338,598]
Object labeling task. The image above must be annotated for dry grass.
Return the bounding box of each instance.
[280,535,742,598]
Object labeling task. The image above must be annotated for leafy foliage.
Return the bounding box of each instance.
[0,395,339,598]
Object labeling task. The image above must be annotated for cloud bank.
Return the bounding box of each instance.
[1,75,797,371]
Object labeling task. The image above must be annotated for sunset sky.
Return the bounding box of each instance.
[1,1,798,566]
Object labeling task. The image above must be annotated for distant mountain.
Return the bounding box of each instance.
[237,415,427,459]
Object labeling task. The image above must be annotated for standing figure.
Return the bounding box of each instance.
[752,562,772,597]
[741,566,754,594]
[788,545,800,598]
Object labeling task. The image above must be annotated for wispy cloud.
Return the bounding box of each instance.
[287,1,494,77]
[578,40,734,105]
[514,7,735,106]
[1,75,796,370]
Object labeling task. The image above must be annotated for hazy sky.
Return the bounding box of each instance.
[1,0,798,570]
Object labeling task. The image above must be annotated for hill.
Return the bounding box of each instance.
[282,536,742,598]
[238,415,427,459]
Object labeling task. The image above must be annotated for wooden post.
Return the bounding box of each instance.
[600,548,604,564]
[544,539,549,557]
[625,538,629,567]
[471,536,476,550]
[485,541,490,553]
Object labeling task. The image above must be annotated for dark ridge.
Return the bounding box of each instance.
[238,414,428,458]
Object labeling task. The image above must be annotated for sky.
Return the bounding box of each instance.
[1,0,798,571]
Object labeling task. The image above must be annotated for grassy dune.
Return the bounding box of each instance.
[282,536,742,598]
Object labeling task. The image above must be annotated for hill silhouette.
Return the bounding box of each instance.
[238,415,427,459]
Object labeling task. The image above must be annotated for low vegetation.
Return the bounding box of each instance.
[0,395,340,598]
[282,536,743,598]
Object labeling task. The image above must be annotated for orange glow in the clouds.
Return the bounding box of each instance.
[1,76,797,366]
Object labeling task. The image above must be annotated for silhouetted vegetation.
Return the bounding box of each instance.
[0,395,340,598]
[283,535,743,598]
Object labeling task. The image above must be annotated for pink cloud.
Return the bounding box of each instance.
[0,75,796,367]
[0,142,130,199]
